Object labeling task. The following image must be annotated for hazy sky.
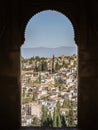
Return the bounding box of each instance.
[22,10,76,48]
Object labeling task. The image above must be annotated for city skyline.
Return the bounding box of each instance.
[21,46,77,58]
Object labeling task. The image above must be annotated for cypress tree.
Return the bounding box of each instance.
[57,112,62,127]
[53,108,57,127]
[47,111,52,127]
[52,55,55,73]
[56,101,61,111]
[61,115,66,127]
[68,102,74,127]
[41,106,48,127]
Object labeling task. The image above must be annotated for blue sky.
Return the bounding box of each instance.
[22,10,76,48]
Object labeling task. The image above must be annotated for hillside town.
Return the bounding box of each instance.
[21,54,78,127]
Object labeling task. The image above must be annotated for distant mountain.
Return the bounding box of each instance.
[21,46,77,58]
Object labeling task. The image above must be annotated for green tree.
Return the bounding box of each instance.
[68,102,74,127]
[56,101,61,110]
[55,61,60,72]
[38,61,41,71]
[41,60,44,71]
[44,61,48,71]
[41,106,48,127]
[56,103,62,128]
[39,60,48,71]
[43,61,47,71]
[61,115,66,127]
[38,75,41,83]
[57,112,62,127]
[53,108,57,127]
[52,55,55,73]
[47,112,52,127]
[35,60,38,72]
[32,94,35,101]
[32,117,39,126]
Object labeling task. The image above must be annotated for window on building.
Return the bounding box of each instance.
[21,10,78,127]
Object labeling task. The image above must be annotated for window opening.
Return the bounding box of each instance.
[21,10,78,127]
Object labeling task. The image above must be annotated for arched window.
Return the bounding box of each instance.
[21,10,78,127]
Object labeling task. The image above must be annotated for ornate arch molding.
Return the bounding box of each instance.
[20,6,79,47]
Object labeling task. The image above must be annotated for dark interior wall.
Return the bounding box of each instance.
[0,0,98,129]
[77,1,98,128]
[0,0,21,128]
